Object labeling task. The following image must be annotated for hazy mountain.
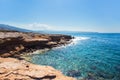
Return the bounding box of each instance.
[0,24,32,32]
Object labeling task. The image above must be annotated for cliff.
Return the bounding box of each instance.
[0,31,75,80]
[0,32,72,57]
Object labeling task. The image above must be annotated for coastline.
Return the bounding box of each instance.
[0,31,75,80]
[0,31,73,58]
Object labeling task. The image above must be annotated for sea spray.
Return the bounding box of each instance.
[70,37,90,45]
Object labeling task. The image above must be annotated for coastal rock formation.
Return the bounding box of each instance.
[0,57,75,80]
[0,32,72,57]
[0,31,75,80]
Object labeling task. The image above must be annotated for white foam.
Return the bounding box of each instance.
[53,37,90,49]
[73,37,90,41]
[70,37,90,45]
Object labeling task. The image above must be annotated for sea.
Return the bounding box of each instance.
[25,32,120,80]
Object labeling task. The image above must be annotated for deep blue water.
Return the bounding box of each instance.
[26,32,120,80]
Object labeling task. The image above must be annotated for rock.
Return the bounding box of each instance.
[49,35,72,42]
[96,71,114,79]
[0,32,75,80]
[86,73,96,80]
[47,41,58,45]
[0,31,75,80]
[67,70,81,77]
[0,57,75,80]
[0,32,72,57]
[115,65,120,72]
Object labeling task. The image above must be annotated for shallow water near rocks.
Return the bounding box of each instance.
[26,32,120,80]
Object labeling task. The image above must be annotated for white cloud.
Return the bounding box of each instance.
[1,21,120,32]
[10,23,95,32]
[20,23,51,31]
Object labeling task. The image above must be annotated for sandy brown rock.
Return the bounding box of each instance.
[0,57,75,80]
[0,31,74,80]
[0,32,72,57]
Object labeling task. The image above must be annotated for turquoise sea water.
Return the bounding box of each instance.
[27,32,120,80]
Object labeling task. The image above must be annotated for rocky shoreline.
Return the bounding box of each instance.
[0,31,75,80]
[0,31,72,58]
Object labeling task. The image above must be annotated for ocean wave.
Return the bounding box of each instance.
[70,37,90,45]
[53,37,90,49]
[73,36,90,41]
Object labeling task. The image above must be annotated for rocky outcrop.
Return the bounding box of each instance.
[0,32,72,57]
[0,31,75,80]
[0,57,75,80]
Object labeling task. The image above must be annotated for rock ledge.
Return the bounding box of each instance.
[0,57,75,80]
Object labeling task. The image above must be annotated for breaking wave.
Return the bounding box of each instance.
[71,36,90,45]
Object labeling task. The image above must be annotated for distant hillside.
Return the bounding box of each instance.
[0,24,32,32]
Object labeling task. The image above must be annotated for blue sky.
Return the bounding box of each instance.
[0,0,120,32]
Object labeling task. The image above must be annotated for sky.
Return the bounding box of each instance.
[0,0,120,32]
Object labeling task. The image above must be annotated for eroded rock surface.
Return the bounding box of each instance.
[0,31,75,80]
[0,32,72,57]
[0,57,75,80]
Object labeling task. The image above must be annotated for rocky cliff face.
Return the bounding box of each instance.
[0,31,75,80]
[0,32,72,57]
